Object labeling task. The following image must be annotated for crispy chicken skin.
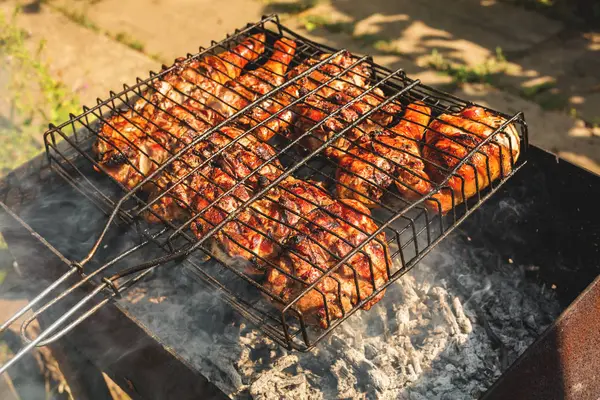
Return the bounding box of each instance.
[206,38,297,121]
[235,50,373,143]
[336,102,444,208]
[97,38,295,191]
[287,52,401,159]
[423,106,520,212]
[264,199,390,328]
[191,178,334,264]
[294,91,400,160]
[93,33,266,180]
[146,125,285,223]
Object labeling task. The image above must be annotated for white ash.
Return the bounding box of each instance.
[122,240,560,400]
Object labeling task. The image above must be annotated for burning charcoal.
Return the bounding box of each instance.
[363,342,379,360]
[452,297,473,334]
[331,359,357,398]
[367,368,391,392]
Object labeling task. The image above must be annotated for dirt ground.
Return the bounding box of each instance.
[0,0,599,398]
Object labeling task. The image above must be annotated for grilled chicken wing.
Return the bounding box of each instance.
[265,199,390,328]
[423,106,520,212]
[336,102,446,209]
[93,33,266,173]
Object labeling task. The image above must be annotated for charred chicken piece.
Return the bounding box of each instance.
[206,178,334,263]
[191,177,334,264]
[273,178,335,228]
[234,50,365,143]
[99,106,213,190]
[265,199,390,328]
[93,33,266,175]
[96,37,295,191]
[287,52,371,98]
[286,52,401,159]
[336,102,447,209]
[423,106,520,213]
[293,91,399,160]
[206,38,297,121]
[146,125,285,223]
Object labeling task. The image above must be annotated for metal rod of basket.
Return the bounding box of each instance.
[0,13,529,371]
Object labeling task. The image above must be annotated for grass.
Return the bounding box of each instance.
[299,15,353,34]
[0,8,80,175]
[427,47,508,85]
[262,0,319,15]
[44,1,162,61]
[353,33,382,47]
[520,80,556,99]
[114,31,145,52]
[49,3,101,32]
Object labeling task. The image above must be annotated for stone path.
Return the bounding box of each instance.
[0,2,159,108]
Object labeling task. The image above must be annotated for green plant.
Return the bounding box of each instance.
[114,31,145,52]
[45,2,160,61]
[262,0,318,15]
[427,48,507,85]
[353,33,383,47]
[51,3,100,32]
[299,14,353,33]
[0,9,80,175]
[520,80,556,99]
[372,40,402,56]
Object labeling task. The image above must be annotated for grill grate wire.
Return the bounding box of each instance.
[0,14,527,362]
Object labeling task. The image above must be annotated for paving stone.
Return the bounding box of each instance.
[48,0,266,63]
[454,83,600,175]
[495,32,600,123]
[312,0,563,67]
[0,2,158,108]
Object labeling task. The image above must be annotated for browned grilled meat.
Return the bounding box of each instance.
[191,178,333,263]
[93,33,266,185]
[336,102,448,209]
[287,52,402,159]
[233,50,368,143]
[96,37,296,191]
[264,199,390,328]
[293,91,398,160]
[146,125,285,223]
[207,38,297,123]
[423,106,520,213]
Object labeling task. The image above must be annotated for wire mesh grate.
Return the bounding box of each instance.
[39,14,528,351]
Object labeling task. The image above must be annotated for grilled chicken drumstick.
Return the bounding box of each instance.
[93,33,266,183]
[99,37,294,191]
[288,52,401,160]
[265,199,390,328]
[422,106,520,213]
[336,101,448,210]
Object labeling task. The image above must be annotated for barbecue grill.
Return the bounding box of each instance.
[1,14,579,391]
